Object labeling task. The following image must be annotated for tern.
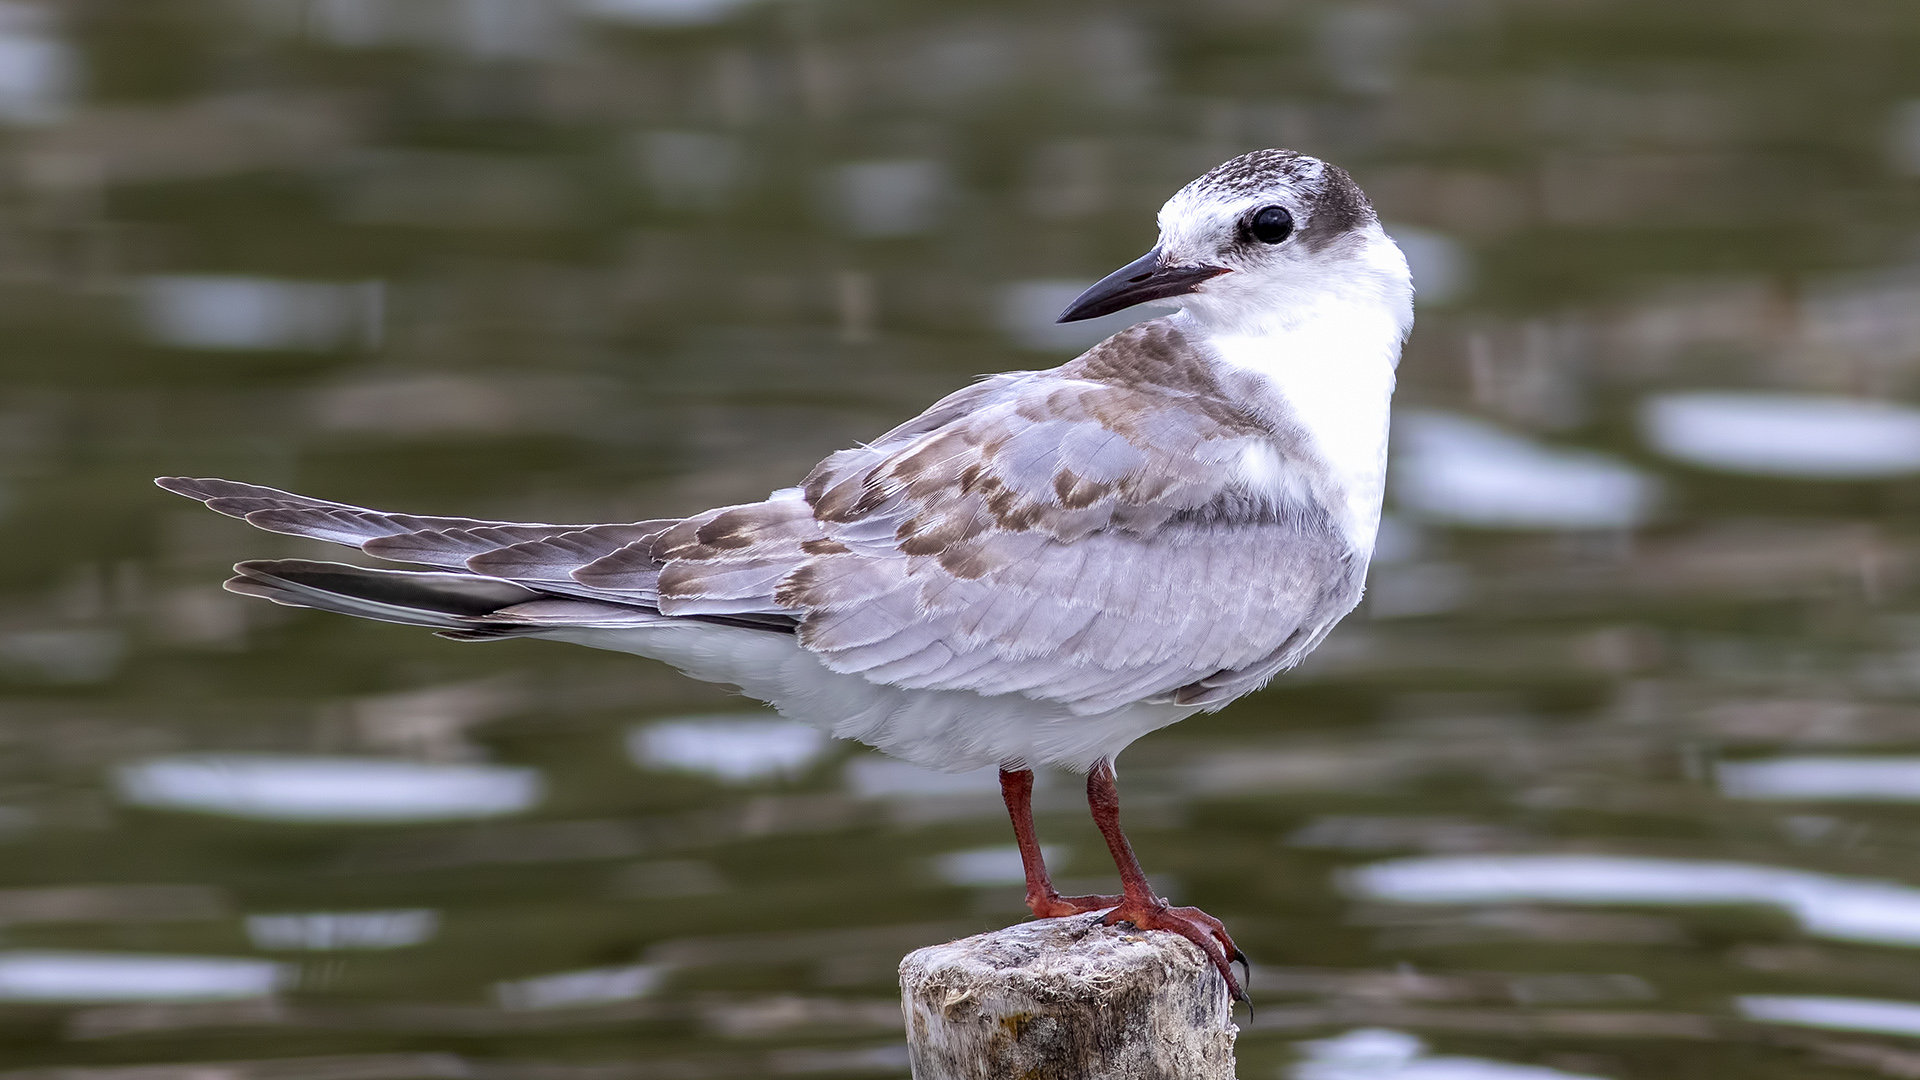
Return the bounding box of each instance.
[158,148,1412,1000]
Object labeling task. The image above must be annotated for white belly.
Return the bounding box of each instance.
[545,624,1198,773]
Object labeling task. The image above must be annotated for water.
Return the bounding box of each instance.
[0,1,1918,1077]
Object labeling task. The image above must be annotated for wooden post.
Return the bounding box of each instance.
[898,912,1238,1080]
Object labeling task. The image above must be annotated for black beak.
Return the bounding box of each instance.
[1056,248,1231,323]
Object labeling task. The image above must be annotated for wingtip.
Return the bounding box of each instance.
[154,476,233,502]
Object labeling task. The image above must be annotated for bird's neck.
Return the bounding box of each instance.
[1175,296,1406,559]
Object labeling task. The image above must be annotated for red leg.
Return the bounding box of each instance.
[999,768,1120,918]
[1085,759,1249,1001]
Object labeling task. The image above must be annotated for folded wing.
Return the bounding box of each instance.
[655,319,1361,713]
[159,320,1361,715]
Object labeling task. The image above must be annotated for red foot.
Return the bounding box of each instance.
[1103,899,1249,1002]
[1026,891,1122,919]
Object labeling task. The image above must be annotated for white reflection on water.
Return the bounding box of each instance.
[998,279,1162,352]
[932,845,1065,887]
[115,754,543,823]
[1292,1028,1609,1080]
[1349,854,1920,947]
[1386,225,1473,307]
[495,963,667,1010]
[1391,412,1658,530]
[0,951,286,1003]
[0,2,73,125]
[1641,392,1920,478]
[1719,756,1920,801]
[246,910,438,951]
[1740,994,1920,1037]
[627,715,829,782]
[578,0,759,26]
[138,275,382,352]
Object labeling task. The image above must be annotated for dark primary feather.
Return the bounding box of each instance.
[157,317,1362,715]
[225,560,540,628]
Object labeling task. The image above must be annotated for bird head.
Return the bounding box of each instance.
[1058,149,1413,338]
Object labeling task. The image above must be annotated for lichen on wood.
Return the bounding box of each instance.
[899,912,1238,1080]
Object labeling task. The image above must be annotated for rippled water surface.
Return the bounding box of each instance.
[2,1,1920,1076]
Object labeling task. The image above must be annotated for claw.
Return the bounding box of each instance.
[1102,901,1247,1001]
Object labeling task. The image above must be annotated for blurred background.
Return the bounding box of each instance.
[0,0,1917,1077]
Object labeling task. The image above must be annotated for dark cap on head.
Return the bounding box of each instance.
[1185,149,1377,251]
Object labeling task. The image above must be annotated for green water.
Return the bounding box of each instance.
[0,0,1918,1076]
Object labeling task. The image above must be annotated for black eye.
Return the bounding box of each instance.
[1249,205,1294,244]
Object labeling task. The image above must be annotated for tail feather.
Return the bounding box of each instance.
[158,476,590,567]
[159,478,797,639]
[465,524,669,582]
[157,476,360,514]
[156,477,676,594]
[226,559,540,629]
[221,559,797,638]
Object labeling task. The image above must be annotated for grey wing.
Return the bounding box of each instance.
[661,369,1363,714]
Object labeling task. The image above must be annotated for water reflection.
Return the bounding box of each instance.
[245,910,438,950]
[1739,995,1920,1038]
[0,1,71,126]
[115,755,544,823]
[628,714,829,782]
[930,844,1064,888]
[1719,756,1920,802]
[1642,393,1920,478]
[0,952,286,1003]
[1389,413,1658,530]
[495,963,669,1010]
[1291,1029,1607,1080]
[137,276,383,353]
[1349,854,1920,948]
[578,0,763,27]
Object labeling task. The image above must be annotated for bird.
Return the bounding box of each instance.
[157,148,1413,1001]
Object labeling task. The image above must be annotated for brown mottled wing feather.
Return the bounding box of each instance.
[658,319,1362,713]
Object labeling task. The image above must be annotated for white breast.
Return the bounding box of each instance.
[1192,300,1402,556]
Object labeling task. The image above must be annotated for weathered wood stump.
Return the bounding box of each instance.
[898,912,1238,1080]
